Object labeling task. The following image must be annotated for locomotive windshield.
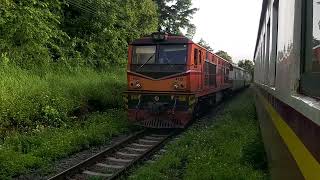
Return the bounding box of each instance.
[158,45,187,64]
[132,45,187,65]
[132,46,156,64]
[131,44,187,78]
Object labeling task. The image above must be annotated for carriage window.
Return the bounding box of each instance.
[312,0,320,71]
[300,0,320,97]
[270,0,279,86]
[133,46,156,64]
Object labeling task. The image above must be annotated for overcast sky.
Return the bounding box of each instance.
[191,0,262,62]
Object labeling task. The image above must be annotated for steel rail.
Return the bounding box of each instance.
[48,129,177,180]
[48,130,146,180]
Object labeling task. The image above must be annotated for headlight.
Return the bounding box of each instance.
[130,80,142,89]
[173,81,186,90]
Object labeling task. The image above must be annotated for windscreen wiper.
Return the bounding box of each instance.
[138,53,155,70]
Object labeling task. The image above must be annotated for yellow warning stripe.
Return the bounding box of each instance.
[258,92,320,180]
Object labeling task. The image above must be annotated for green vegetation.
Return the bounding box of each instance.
[0,66,126,136]
[0,110,131,179]
[198,38,214,52]
[0,0,202,178]
[0,0,158,68]
[238,59,254,78]
[0,66,134,179]
[154,0,198,38]
[130,90,269,180]
[216,50,233,62]
[0,0,158,177]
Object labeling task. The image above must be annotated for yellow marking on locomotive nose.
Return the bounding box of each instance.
[131,95,140,100]
[178,96,186,101]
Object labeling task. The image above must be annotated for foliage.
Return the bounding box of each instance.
[185,24,196,39]
[62,0,158,66]
[0,0,157,178]
[0,0,158,69]
[238,59,254,76]
[154,0,198,35]
[216,50,232,62]
[198,38,213,52]
[130,90,269,180]
[0,65,126,138]
[0,111,131,179]
[0,0,65,69]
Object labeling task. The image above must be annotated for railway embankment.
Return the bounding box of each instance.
[0,67,135,179]
[130,89,269,180]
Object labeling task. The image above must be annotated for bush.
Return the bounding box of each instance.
[0,0,158,68]
[0,65,126,138]
[0,111,131,179]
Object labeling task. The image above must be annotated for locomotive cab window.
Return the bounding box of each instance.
[194,48,199,65]
[301,0,320,97]
[132,46,156,64]
[158,45,187,64]
[130,44,187,79]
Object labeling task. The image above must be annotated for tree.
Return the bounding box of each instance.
[238,59,254,76]
[154,0,198,35]
[216,50,232,62]
[185,24,196,39]
[0,0,159,68]
[198,38,213,52]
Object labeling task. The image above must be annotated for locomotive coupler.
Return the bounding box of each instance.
[171,98,177,115]
[135,98,141,110]
[135,97,142,120]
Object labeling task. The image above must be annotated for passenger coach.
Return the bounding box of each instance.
[254,0,320,179]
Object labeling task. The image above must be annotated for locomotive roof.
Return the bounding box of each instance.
[130,33,235,66]
[130,34,193,45]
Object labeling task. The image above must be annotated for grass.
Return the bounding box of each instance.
[0,64,133,179]
[129,89,269,180]
[0,111,132,179]
[0,65,126,136]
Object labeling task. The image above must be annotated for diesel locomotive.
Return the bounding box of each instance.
[254,0,320,179]
[124,32,250,128]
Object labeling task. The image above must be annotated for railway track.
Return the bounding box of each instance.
[48,129,177,180]
[48,92,233,180]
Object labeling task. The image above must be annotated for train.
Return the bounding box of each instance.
[254,0,320,179]
[124,32,251,128]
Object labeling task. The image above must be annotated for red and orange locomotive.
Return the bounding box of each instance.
[124,32,234,128]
